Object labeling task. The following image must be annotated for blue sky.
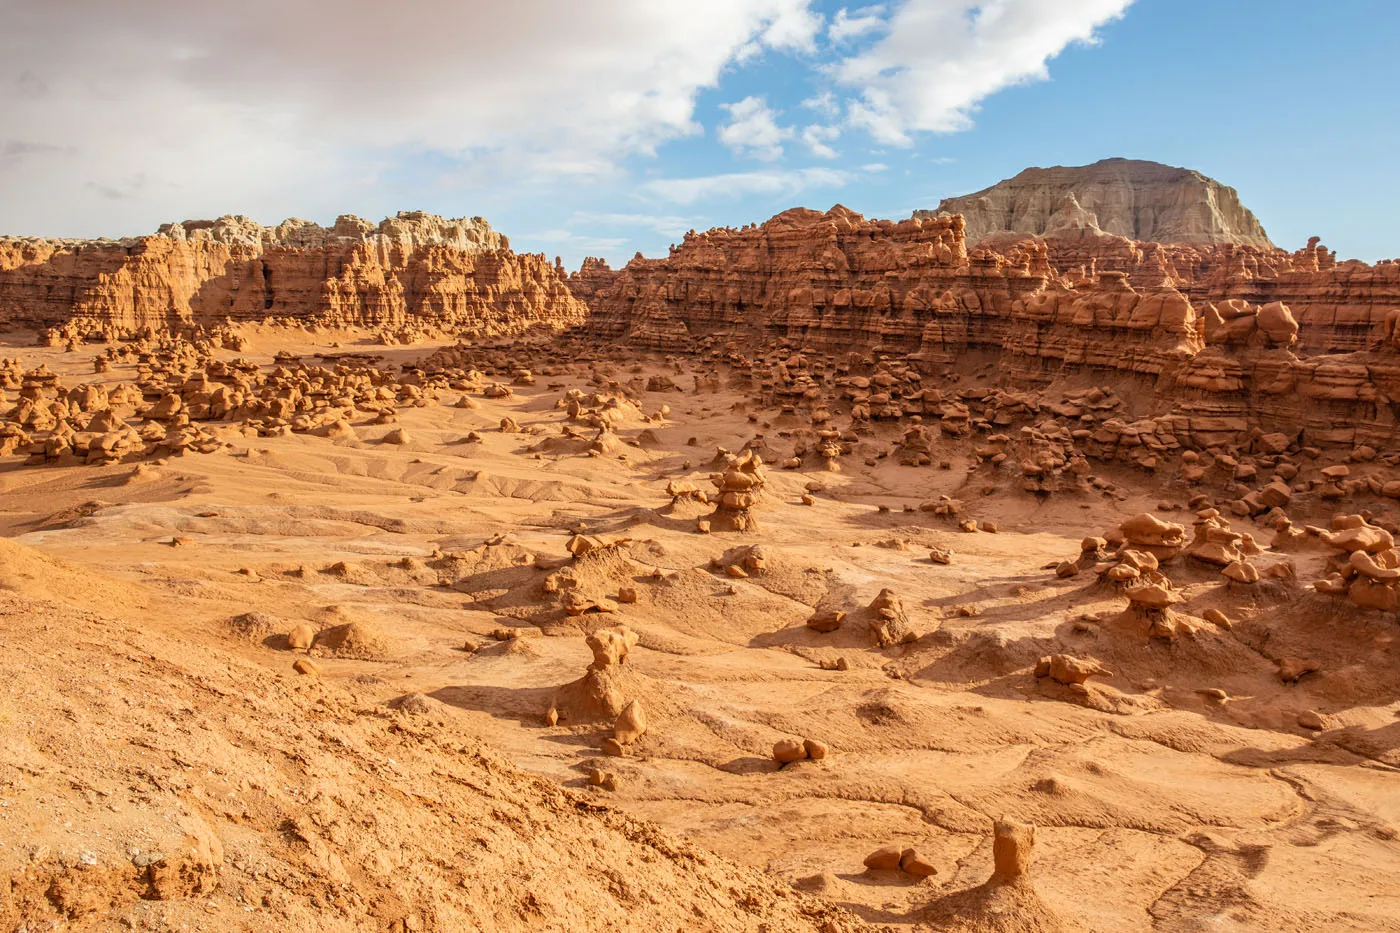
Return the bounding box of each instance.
[3,1,1396,265]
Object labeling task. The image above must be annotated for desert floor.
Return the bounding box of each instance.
[3,327,1399,932]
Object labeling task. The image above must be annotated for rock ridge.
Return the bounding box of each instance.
[0,212,584,338]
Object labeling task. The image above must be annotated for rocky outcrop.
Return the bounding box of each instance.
[580,205,972,354]
[0,212,586,338]
[574,203,1400,451]
[921,158,1274,248]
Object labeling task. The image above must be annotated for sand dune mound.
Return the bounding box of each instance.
[0,591,874,933]
[0,535,149,614]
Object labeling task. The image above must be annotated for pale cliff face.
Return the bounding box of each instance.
[922,158,1274,248]
[0,212,583,335]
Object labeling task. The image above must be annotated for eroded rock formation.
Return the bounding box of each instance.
[0,212,586,339]
[574,204,1400,451]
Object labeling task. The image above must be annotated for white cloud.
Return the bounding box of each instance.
[0,0,1138,250]
[829,6,888,43]
[757,3,826,53]
[717,96,794,162]
[0,0,820,236]
[801,91,841,118]
[640,167,854,206]
[568,211,697,238]
[521,229,631,258]
[801,124,842,159]
[836,0,1134,143]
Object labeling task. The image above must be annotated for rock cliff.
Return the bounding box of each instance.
[921,158,1274,247]
[573,204,1400,451]
[0,212,586,338]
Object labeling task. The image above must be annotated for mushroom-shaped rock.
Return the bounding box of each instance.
[706,450,767,532]
[1222,560,1260,584]
[553,625,639,722]
[924,816,1081,933]
[1124,581,1180,611]
[992,819,1035,881]
[1323,517,1393,554]
[588,626,639,668]
[867,588,915,647]
[1350,549,1400,581]
[1118,513,1187,561]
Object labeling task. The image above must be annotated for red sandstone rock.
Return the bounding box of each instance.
[0,212,585,338]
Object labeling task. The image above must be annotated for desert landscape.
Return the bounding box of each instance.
[1,156,1398,932]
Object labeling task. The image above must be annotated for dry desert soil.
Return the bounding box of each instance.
[3,326,1399,933]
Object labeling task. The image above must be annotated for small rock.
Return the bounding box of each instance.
[773,738,808,764]
[614,700,647,745]
[586,767,619,791]
[863,845,903,871]
[1278,657,1320,684]
[806,609,846,633]
[1202,608,1232,629]
[900,848,937,877]
[287,622,316,651]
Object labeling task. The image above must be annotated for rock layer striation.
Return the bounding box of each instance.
[0,212,586,339]
[572,204,1400,450]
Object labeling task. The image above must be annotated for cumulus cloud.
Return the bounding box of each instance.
[567,211,698,238]
[836,0,1134,144]
[639,167,853,206]
[801,125,842,159]
[800,91,841,118]
[0,0,820,236]
[520,229,630,255]
[749,3,826,54]
[0,0,1137,259]
[718,97,794,161]
[828,6,888,43]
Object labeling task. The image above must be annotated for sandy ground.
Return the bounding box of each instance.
[3,326,1400,932]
